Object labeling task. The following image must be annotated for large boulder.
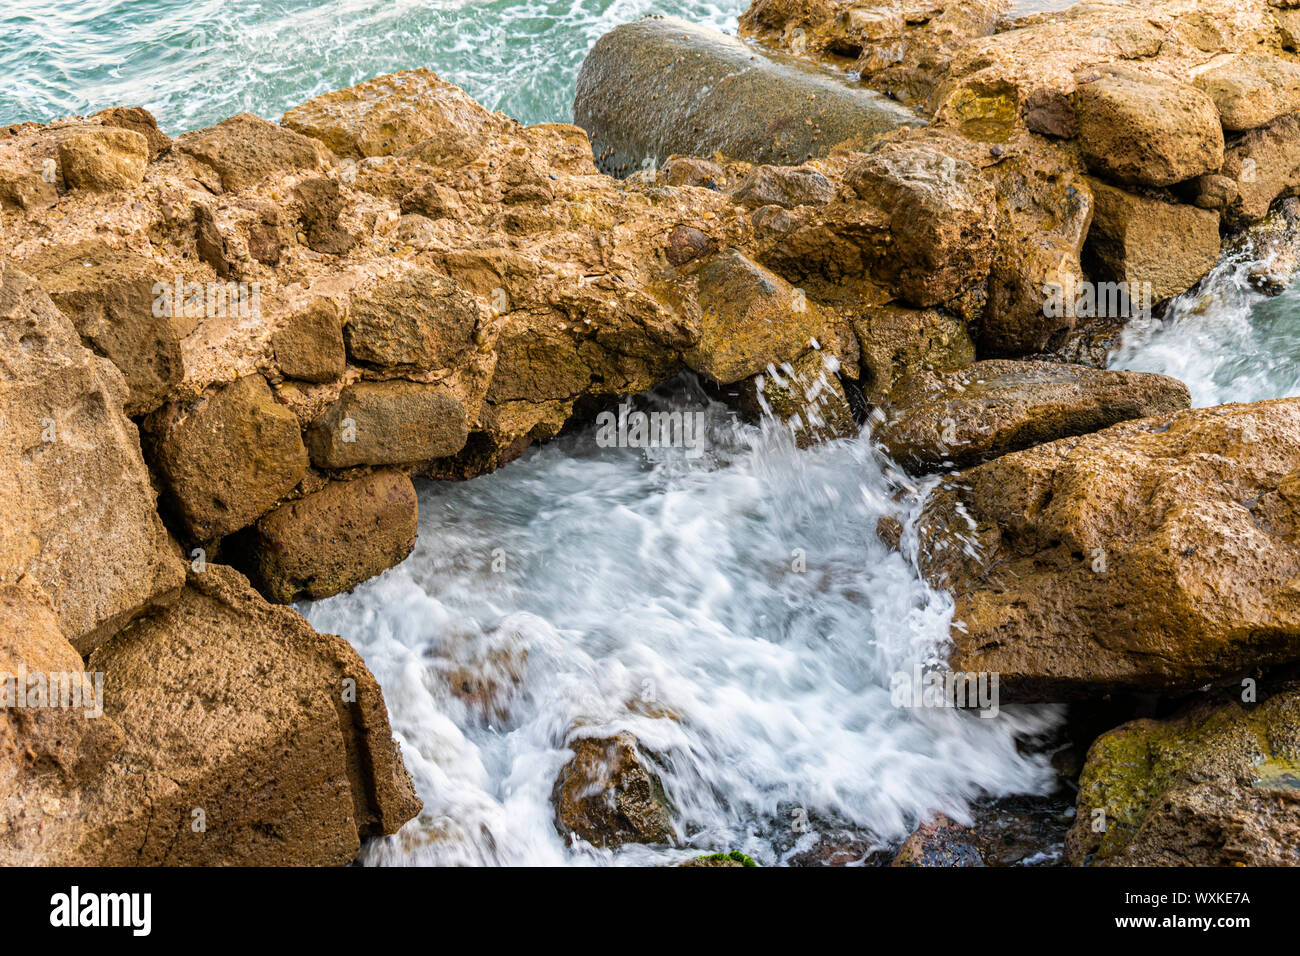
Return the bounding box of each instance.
[271,298,346,383]
[0,261,184,652]
[343,269,481,369]
[1067,688,1300,866]
[146,375,309,541]
[1193,112,1300,224]
[56,128,148,192]
[175,113,329,192]
[1191,52,1300,132]
[552,732,674,847]
[22,240,184,415]
[306,380,470,468]
[918,399,1300,700]
[874,360,1191,474]
[77,565,421,865]
[237,470,419,603]
[852,302,975,404]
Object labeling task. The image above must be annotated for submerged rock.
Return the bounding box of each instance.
[873,360,1191,474]
[919,399,1300,700]
[1068,687,1300,866]
[739,349,859,447]
[553,733,675,847]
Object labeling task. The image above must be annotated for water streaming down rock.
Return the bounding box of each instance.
[305,377,1062,866]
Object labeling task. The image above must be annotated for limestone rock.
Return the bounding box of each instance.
[853,303,975,404]
[731,164,835,209]
[238,470,418,603]
[146,375,309,541]
[56,128,148,192]
[552,732,674,847]
[272,299,345,383]
[918,399,1300,700]
[891,815,984,867]
[874,360,1191,474]
[343,269,479,369]
[1192,53,1300,132]
[1194,112,1300,224]
[739,349,858,447]
[92,106,171,161]
[176,113,328,192]
[306,380,470,468]
[0,261,184,651]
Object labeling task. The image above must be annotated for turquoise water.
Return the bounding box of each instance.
[0,0,744,134]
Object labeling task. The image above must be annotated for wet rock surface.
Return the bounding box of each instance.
[553,733,675,847]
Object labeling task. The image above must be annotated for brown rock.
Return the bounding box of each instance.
[1194,112,1300,224]
[57,128,148,192]
[22,240,183,415]
[0,149,58,211]
[1022,88,1077,139]
[294,176,355,256]
[0,262,184,651]
[660,156,727,189]
[874,360,1191,474]
[176,113,327,192]
[552,733,674,847]
[738,349,858,447]
[272,298,345,383]
[146,375,309,540]
[1192,53,1300,132]
[665,225,716,266]
[1085,180,1222,303]
[93,106,171,161]
[306,380,470,468]
[1073,65,1224,188]
[853,302,975,404]
[343,269,480,369]
[891,815,984,867]
[731,164,834,209]
[918,399,1300,700]
[399,181,465,220]
[239,470,418,603]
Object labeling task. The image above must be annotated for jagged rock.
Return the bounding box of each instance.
[731,165,835,209]
[891,815,984,867]
[282,67,501,160]
[175,112,329,191]
[306,380,470,468]
[553,732,674,847]
[574,16,918,177]
[853,302,975,404]
[1191,52,1300,132]
[739,349,858,446]
[1085,180,1222,303]
[873,360,1191,474]
[272,298,345,383]
[0,145,59,210]
[56,128,148,192]
[660,156,729,189]
[294,176,355,256]
[1194,112,1300,224]
[77,565,421,865]
[22,240,183,415]
[1068,688,1300,866]
[918,399,1300,700]
[343,269,480,369]
[0,261,184,651]
[146,375,309,541]
[1073,65,1224,188]
[237,470,418,603]
[93,106,171,161]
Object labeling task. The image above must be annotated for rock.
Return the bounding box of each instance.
[891,815,984,867]
[306,380,470,469]
[0,261,184,652]
[272,298,345,383]
[844,143,997,307]
[1085,180,1222,303]
[852,303,975,404]
[0,147,58,210]
[79,565,421,865]
[56,128,148,192]
[1067,688,1300,866]
[343,269,480,369]
[146,375,309,541]
[176,113,328,192]
[1236,197,1300,295]
[237,470,418,603]
[874,360,1191,474]
[22,240,184,415]
[552,732,674,847]
[660,156,728,189]
[1073,65,1224,188]
[731,165,835,209]
[399,182,465,220]
[93,106,171,161]
[683,250,846,385]
[739,349,858,447]
[193,204,237,278]
[282,67,501,160]
[918,399,1300,700]
[1022,88,1077,139]
[574,16,918,177]
[1192,53,1300,132]
[294,176,355,256]
[1194,112,1300,225]
[681,851,758,867]
[665,225,717,266]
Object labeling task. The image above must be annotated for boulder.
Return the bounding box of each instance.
[738,349,858,447]
[1191,53,1300,132]
[1085,180,1222,303]
[574,16,918,177]
[891,815,984,867]
[918,399,1300,700]
[22,240,184,415]
[0,146,58,211]
[852,303,975,404]
[293,176,355,256]
[93,106,171,161]
[56,128,148,192]
[343,269,480,369]
[146,375,309,541]
[175,113,328,192]
[238,470,419,603]
[730,165,835,209]
[78,565,421,865]
[306,380,470,468]
[1193,112,1300,225]
[552,732,674,847]
[0,261,184,652]
[874,360,1191,474]
[1067,688,1300,866]
[272,298,345,383]
[1073,65,1224,188]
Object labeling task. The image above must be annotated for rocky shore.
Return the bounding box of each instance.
[3,0,1300,864]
